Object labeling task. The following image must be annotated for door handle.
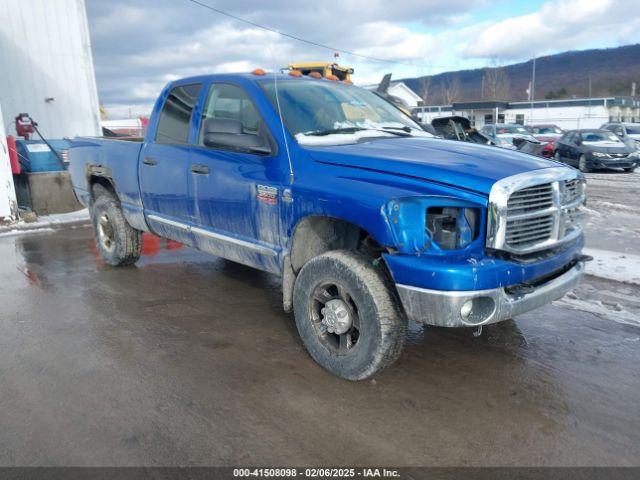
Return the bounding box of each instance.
[190,164,210,175]
[143,157,157,166]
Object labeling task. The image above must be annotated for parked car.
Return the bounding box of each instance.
[69,72,588,380]
[600,122,640,150]
[554,129,639,172]
[429,116,496,145]
[481,123,547,156]
[531,124,564,139]
[530,124,564,159]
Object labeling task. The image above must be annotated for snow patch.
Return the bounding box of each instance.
[584,248,640,286]
[0,209,90,237]
[554,295,640,327]
[0,227,55,238]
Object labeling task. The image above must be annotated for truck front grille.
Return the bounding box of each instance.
[487,168,586,255]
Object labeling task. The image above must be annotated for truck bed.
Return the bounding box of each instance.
[68,136,146,230]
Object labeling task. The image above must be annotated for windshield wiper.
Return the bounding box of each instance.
[379,125,413,133]
[305,127,366,136]
[305,126,412,137]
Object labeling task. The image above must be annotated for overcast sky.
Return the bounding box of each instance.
[85,0,640,118]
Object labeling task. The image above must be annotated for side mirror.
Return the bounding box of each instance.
[202,118,271,154]
[575,138,582,146]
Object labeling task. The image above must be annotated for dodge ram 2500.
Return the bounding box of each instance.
[69,71,587,380]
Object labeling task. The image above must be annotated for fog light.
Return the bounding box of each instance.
[460,300,473,321]
[459,297,496,325]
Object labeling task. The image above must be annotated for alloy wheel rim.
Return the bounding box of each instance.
[97,213,116,252]
[310,281,361,354]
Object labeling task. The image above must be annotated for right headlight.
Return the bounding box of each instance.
[426,207,480,250]
[383,197,482,254]
[592,151,609,158]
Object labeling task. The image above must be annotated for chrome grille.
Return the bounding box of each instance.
[486,168,586,255]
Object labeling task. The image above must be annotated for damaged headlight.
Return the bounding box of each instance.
[383,197,483,254]
[426,207,480,250]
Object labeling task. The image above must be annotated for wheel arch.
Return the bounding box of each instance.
[282,214,391,312]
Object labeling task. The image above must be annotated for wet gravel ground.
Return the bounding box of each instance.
[582,169,639,254]
[1,221,639,466]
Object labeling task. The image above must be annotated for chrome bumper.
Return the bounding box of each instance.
[396,261,585,327]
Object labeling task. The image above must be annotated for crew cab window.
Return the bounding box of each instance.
[155,83,202,144]
[199,83,261,144]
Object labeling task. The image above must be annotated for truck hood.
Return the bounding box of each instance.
[306,137,559,195]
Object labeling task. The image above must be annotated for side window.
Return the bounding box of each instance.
[199,83,262,145]
[155,83,202,144]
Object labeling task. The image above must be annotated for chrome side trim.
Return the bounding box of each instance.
[396,261,584,327]
[191,226,277,257]
[486,167,585,254]
[146,214,277,257]
[147,214,189,231]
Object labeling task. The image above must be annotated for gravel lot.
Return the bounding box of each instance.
[0,169,638,467]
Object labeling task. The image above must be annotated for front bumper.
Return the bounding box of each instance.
[590,157,638,169]
[396,260,585,327]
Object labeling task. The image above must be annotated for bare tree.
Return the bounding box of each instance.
[482,61,511,100]
[418,76,432,104]
[441,75,461,104]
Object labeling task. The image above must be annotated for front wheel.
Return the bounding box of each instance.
[578,154,590,173]
[293,250,406,381]
[90,190,142,266]
[623,167,636,173]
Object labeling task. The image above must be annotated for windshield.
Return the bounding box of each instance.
[625,125,640,135]
[261,78,427,145]
[534,126,562,134]
[581,131,623,143]
[496,125,529,135]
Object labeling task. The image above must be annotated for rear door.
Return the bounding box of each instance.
[140,83,202,243]
[187,82,282,272]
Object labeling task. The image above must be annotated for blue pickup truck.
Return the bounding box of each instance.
[69,71,587,380]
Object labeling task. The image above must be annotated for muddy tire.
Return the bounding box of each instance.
[293,250,406,381]
[90,186,142,266]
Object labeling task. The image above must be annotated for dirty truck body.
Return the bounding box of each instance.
[69,73,587,380]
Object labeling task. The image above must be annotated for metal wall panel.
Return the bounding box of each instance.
[0,0,101,139]
[0,104,18,221]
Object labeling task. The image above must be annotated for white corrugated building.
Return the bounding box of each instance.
[414,97,640,130]
[0,105,17,222]
[0,0,101,139]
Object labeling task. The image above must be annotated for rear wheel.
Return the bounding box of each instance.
[293,250,406,381]
[90,186,142,266]
[623,166,636,173]
[578,155,590,173]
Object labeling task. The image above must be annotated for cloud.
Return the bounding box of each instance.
[85,0,640,117]
[462,0,640,59]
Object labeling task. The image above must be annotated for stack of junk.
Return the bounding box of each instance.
[8,113,82,217]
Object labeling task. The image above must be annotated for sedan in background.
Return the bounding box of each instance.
[530,124,564,158]
[554,129,639,172]
[601,122,640,150]
[480,123,540,150]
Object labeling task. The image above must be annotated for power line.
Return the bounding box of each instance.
[185,0,457,70]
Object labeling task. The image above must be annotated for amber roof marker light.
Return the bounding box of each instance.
[252,68,266,76]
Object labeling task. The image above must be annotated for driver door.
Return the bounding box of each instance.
[187,82,282,272]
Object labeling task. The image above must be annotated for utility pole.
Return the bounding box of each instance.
[588,76,592,117]
[529,56,536,124]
